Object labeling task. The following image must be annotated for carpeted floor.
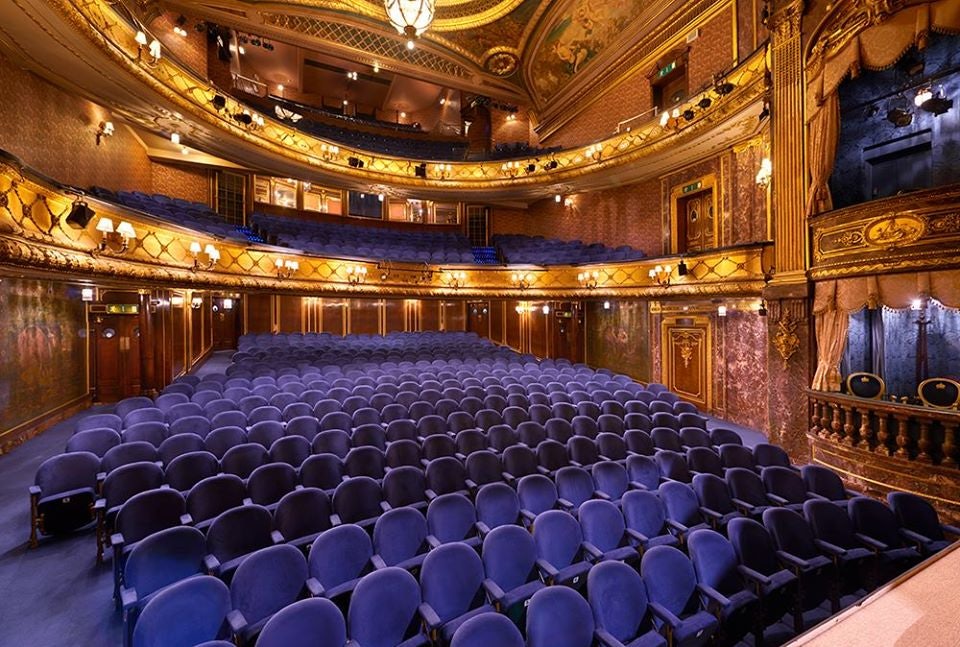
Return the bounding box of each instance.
[0,351,798,646]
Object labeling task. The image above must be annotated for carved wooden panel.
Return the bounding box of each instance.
[384,299,405,333]
[661,316,711,408]
[350,299,380,335]
[421,301,441,331]
[245,294,274,334]
[322,300,346,336]
[278,296,302,333]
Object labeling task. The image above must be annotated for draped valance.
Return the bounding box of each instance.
[813,269,960,314]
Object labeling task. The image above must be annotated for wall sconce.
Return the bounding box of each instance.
[603,300,611,310]
[501,161,521,178]
[541,304,551,315]
[320,143,341,161]
[434,164,452,179]
[914,86,953,115]
[585,144,602,162]
[563,197,575,209]
[757,300,768,316]
[755,157,772,187]
[96,121,114,145]
[94,217,136,254]
[577,270,599,289]
[170,295,185,307]
[135,30,162,65]
[81,287,95,302]
[189,241,220,271]
[346,264,368,284]
[911,298,924,311]
[190,295,203,309]
[648,264,672,287]
[555,194,562,203]
[717,305,728,317]
[446,271,466,289]
[275,258,299,280]
[511,272,533,290]
[222,298,234,311]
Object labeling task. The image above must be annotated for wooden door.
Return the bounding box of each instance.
[661,317,711,409]
[552,302,585,364]
[678,189,715,252]
[213,300,239,350]
[467,301,491,338]
[94,315,142,402]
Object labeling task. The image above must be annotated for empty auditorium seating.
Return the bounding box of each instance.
[492,233,645,265]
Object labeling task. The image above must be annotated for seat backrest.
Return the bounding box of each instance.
[533,510,583,569]
[804,499,858,548]
[579,499,626,551]
[186,474,246,524]
[726,467,767,505]
[591,461,628,500]
[556,466,595,509]
[475,482,520,531]
[333,476,383,524]
[420,543,485,623]
[727,517,782,576]
[888,491,945,540]
[762,466,807,504]
[382,465,427,508]
[692,473,735,515]
[587,561,650,644]
[116,488,186,545]
[300,454,344,491]
[274,488,332,542]
[347,567,422,647]
[450,612,524,647]
[849,496,902,547]
[640,545,697,620]
[124,526,206,601]
[801,465,846,500]
[660,481,703,527]
[247,463,298,506]
[206,504,273,564]
[517,475,558,516]
[762,507,819,559]
[257,598,346,647]
[621,490,667,538]
[688,529,743,596]
[308,524,373,589]
[132,575,230,647]
[373,507,428,566]
[230,545,308,630]
[481,524,537,592]
[426,493,477,543]
[526,586,594,647]
[754,443,791,468]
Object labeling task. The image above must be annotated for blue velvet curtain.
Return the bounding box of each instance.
[881,307,918,398]
[927,301,960,381]
[843,309,870,376]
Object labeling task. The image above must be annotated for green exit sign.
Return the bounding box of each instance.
[657,61,676,78]
[682,181,702,194]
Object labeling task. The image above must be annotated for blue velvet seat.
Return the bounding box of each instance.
[626,454,660,491]
[659,481,711,543]
[333,476,387,528]
[257,598,346,647]
[517,474,558,527]
[300,454,345,494]
[30,451,100,543]
[419,543,495,644]
[588,560,666,647]
[620,490,679,551]
[579,499,640,566]
[526,586,595,647]
[725,467,774,520]
[205,504,277,578]
[347,567,427,647]
[687,529,762,645]
[186,474,247,530]
[532,509,592,589]
[475,482,521,535]
[556,465,598,512]
[273,488,334,548]
[227,544,309,644]
[691,473,741,531]
[307,524,374,603]
[450,613,523,647]
[373,507,429,572]
[426,493,481,548]
[762,507,836,614]
[480,524,545,614]
[131,575,231,647]
[888,491,960,555]
[641,546,718,647]
[803,499,878,594]
[727,517,800,632]
[848,497,923,582]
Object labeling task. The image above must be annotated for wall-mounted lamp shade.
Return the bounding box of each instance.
[95,217,115,234]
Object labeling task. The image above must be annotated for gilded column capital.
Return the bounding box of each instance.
[769,0,805,43]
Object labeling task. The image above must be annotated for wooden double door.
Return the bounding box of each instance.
[661,316,711,409]
[93,314,142,402]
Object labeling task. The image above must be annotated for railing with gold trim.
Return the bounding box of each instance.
[807,390,959,467]
[49,0,767,191]
[0,153,772,298]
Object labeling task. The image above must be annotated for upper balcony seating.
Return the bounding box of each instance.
[88,187,249,243]
[491,234,646,266]
[250,213,475,264]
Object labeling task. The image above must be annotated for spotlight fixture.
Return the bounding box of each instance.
[659,110,671,127]
[346,71,358,81]
[915,87,953,115]
[717,305,728,317]
[348,156,365,168]
[697,96,712,110]
[414,162,427,178]
[541,304,550,315]
[189,241,220,271]
[755,157,772,187]
[543,160,558,171]
[170,132,181,146]
[555,194,562,203]
[886,107,913,127]
[577,270,599,289]
[757,300,768,317]
[648,264,672,287]
[222,298,234,311]
[677,259,688,276]
[511,272,533,290]
[682,109,695,121]
[602,300,611,310]
[211,94,227,112]
[446,271,466,289]
[713,75,735,96]
[345,264,368,284]
[135,31,162,65]
[585,144,602,162]
[96,121,115,145]
[66,200,96,229]
[275,258,299,280]
[758,100,771,121]
[94,217,136,254]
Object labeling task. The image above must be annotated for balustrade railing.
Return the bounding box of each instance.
[807,390,959,467]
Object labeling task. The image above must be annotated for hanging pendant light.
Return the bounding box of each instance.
[385,0,435,47]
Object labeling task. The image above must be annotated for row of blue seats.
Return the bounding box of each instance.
[492,233,646,265]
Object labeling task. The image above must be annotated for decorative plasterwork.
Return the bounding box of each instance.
[41,0,769,193]
[810,185,960,278]
[0,159,770,299]
[772,312,800,363]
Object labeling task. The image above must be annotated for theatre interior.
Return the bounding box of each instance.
[1,0,960,644]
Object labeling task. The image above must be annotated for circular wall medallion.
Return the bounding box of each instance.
[863,214,925,248]
[484,50,519,77]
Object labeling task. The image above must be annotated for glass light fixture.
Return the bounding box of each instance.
[755,157,772,186]
[718,305,728,317]
[81,288,95,302]
[542,304,550,315]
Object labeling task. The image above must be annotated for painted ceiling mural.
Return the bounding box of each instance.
[527,0,648,101]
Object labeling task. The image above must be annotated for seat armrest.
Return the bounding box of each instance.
[426,534,442,550]
[501,472,516,484]
[371,554,388,570]
[569,460,584,468]
[93,498,106,512]
[697,582,732,612]
[854,532,889,552]
[814,538,847,557]
[595,628,628,647]
[731,497,759,514]
[329,513,342,526]
[271,530,285,544]
[203,554,221,574]
[29,485,41,498]
[242,497,253,505]
[418,602,443,631]
[737,564,772,586]
[766,493,789,506]
[119,586,139,610]
[179,514,193,526]
[465,479,478,490]
[942,524,960,537]
[476,521,492,537]
[898,528,932,548]
[380,501,392,513]
[776,550,826,571]
[699,506,725,522]
[594,490,612,501]
[482,577,506,604]
[807,491,831,501]
[110,532,125,549]
[425,489,438,501]
[520,509,537,524]
[648,601,682,628]
[536,466,551,475]
[625,528,650,544]
[557,497,576,511]
[226,609,248,635]
[306,577,324,597]
[665,518,689,535]
[582,541,604,561]
[629,480,651,491]
[535,558,560,578]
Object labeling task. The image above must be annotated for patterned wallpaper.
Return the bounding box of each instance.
[151,162,213,206]
[0,54,153,191]
[0,278,88,446]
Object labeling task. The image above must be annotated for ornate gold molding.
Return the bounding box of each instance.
[772,312,800,363]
